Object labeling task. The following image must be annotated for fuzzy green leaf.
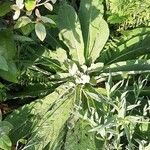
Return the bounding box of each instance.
[100,60,150,77]
[64,119,102,150]
[24,91,74,150]
[5,85,75,149]
[79,0,109,63]
[57,4,85,65]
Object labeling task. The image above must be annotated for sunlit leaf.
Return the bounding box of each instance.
[14,16,32,28]
[25,0,36,11]
[57,4,85,65]
[79,0,109,63]
[44,3,53,11]
[35,22,46,41]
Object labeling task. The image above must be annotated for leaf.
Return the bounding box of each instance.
[79,0,109,63]
[13,9,20,20]
[24,91,74,150]
[0,30,16,60]
[0,135,12,150]
[51,0,57,4]
[57,4,85,65]
[122,27,150,39]
[108,14,126,24]
[0,121,13,150]
[7,83,54,99]
[99,27,150,65]
[21,23,35,35]
[145,143,150,150]
[44,3,53,11]
[14,16,32,28]
[41,16,55,24]
[118,92,127,118]
[14,35,34,42]
[35,46,67,72]
[0,55,8,71]
[124,124,132,148]
[5,91,60,143]
[48,48,68,64]
[98,60,150,78]
[16,0,24,9]
[0,63,18,83]
[35,9,41,18]
[0,1,12,17]
[94,59,150,80]
[5,84,74,149]
[0,121,13,135]
[64,119,102,150]
[35,23,46,41]
[0,30,18,83]
[25,0,36,11]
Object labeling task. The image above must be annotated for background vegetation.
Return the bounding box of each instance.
[0,0,150,150]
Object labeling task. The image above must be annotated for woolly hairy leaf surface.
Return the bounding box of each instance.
[101,60,150,77]
[64,119,101,150]
[5,85,74,149]
[57,4,85,65]
[79,0,109,63]
[38,47,68,71]
[25,92,74,150]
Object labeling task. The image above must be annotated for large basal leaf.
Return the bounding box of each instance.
[5,84,75,149]
[101,59,150,77]
[7,83,55,100]
[79,0,109,63]
[36,47,68,72]
[24,91,74,150]
[57,4,85,65]
[21,44,66,74]
[93,59,150,79]
[99,27,150,65]
[0,30,18,83]
[5,89,60,144]
[64,119,102,150]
